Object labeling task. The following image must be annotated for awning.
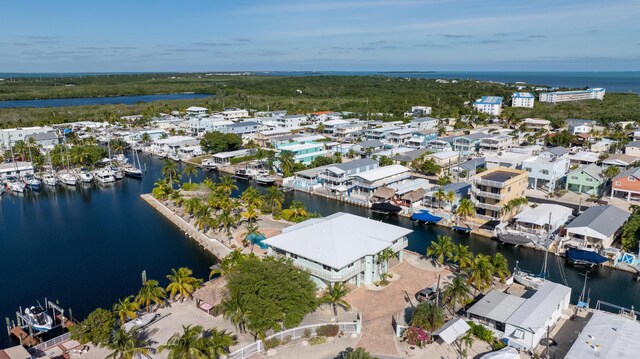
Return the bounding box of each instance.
[432,317,471,345]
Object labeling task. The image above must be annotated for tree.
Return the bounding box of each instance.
[316,123,325,134]
[182,163,198,184]
[378,155,393,167]
[546,131,575,147]
[500,197,528,218]
[310,155,336,168]
[112,296,139,326]
[152,179,172,200]
[339,348,378,359]
[158,325,208,359]
[468,254,494,293]
[202,328,236,359]
[135,279,167,313]
[210,249,247,278]
[141,133,151,146]
[602,165,620,180]
[437,175,452,186]
[225,256,317,336]
[452,244,474,271]
[321,282,352,316]
[622,206,640,251]
[241,187,263,208]
[442,275,472,313]
[217,175,238,195]
[106,328,153,359]
[279,150,296,177]
[263,186,284,213]
[426,235,455,267]
[491,253,511,283]
[162,159,180,189]
[69,308,116,346]
[281,200,308,222]
[200,131,243,153]
[166,267,203,301]
[434,187,447,209]
[184,197,203,217]
[456,198,475,222]
[221,292,251,333]
[413,157,441,176]
[410,301,444,334]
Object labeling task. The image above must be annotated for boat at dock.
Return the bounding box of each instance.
[24,305,53,332]
[255,174,276,185]
[513,262,545,290]
[58,172,78,186]
[410,209,441,222]
[233,169,251,180]
[371,201,403,215]
[95,170,116,184]
[565,248,609,266]
[23,174,41,191]
[41,172,58,186]
[4,175,26,193]
[497,230,541,246]
[124,146,143,179]
[201,158,217,170]
[111,166,125,180]
[79,169,94,183]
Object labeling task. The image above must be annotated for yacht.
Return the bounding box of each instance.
[255,173,276,185]
[112,154,129,164]
[111,166,124,180]
[5,176,26,193]
[42,172,58,186]
[79,169,94,183]
[95,170,116,184]
[201,158,217,171]
[124,166,142,179]
[58,172,78,186]
[23,174,42,191]
[24,305,53,332]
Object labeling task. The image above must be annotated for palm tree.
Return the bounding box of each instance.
[166,267,202,302]
[221,293,250,333]
[452,244,474,271]
[184,197,203,217]
[288,200,308,219]
[442,275,472,314]
[106,328,153,359]
[158,325,207,359]
[240,187,263,208]
[182,163,198,184]
[410,301,444,335]
[153,179,172,200]
[467,254,494,294]
[456,198,475,222]
[210,250,246,278]
[437,175,452,186]
[491,253,511,283]
[135,279,166,313]
[194,206,213,231]
[434,187,446,209]
[218,208,238,241]
[376,248,395,277]
[501,197,528,218]
[444,190,456,210]
[279,150,296,177]
[241,205,259,226]
[426,235,455,267]
[264,186,284,213]
[112,296,139,326]
[242,222,263,253]
[162,159,179,189]
[321,282,352,316]
[141,133,151,146]
[202,328,236,359]
[217,175,238,195]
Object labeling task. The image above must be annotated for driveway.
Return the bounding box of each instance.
[345,252,450,357]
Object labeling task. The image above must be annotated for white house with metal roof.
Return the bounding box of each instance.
[565,311,640,359]
[264,212,412,288]
[350,164,412,199]
[564,205,631,248]
[514,203,573,235]
[521,147,570,191]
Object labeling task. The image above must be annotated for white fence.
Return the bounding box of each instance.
[227,319,361,359]
[27,332,71,355]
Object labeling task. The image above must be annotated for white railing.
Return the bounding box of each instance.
[301,263,364,282]
[471,187,504,200]
[470,197,502,212]
[28,332,71,355]
[227,320,361,359]
[474,178,506,188]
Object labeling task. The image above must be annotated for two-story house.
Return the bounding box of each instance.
[567,119,596,135]
[565,164,605,196]
[277,141,327,165]
[350,164,412,199]
[318,158,379,195]
[611,167,640,201]
[386,128,415,146]
[409,117,439,131]
[479,135,515,153]
[276,114,308,129]
[405,130,439,149]
[470,168,528,221]
[264,213,412,288]
[521,147,570,191]
[452,133,491,155]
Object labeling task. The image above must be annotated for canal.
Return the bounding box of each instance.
[2,154,640,348]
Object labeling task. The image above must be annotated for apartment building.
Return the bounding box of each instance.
[473,96,503,116]
[511,92,535,108]
[221,108,249,121]
[539,88,606,103]
[470,168,528,220]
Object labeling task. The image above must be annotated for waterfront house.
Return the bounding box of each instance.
[624,140,640,157]
[602,153,638,169]
[611,167,640,201]
[25,131,60,148]
[470,167,528,221]
[409,117,438,131]
[565,310,640,359]
[479,135,515,153]
[564,205,630,248]
[0,161,34,180]
[522,118,551,131]
[405,130,438,149]
[423,182,471,209]
[564,164,605,196]
[511,92,535,108]
[473,96,503,116]
[318,158,379,195]
[189,116,233,137]
[569,151,600,166]
[152,136,200,154]
[0,126,56,150]
[222,121,262,138]
[539,88,606,103]
[264,212,412,288]
[452,133,491,155]
[513,203,573,235]
[567,119,596,135]
[277,141,327,165]
[291,166,330,191]
[350,164,411,199]
[521,147,570,191]
[351,139,386,157]
[210,149,254,167]
[254,129,292,146]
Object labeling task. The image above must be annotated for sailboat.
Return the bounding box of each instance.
[513,213,552,289]
[57,143,78,186]
[24,143,42,190]
[124,146,143,179]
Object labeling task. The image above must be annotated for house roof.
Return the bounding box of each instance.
[513,92,534,99]
[401,188,427,202]
[566,205,631,238]
[626,140,640,148]
[458,158,486,171]
[334,158,378,171]
[26,131,58,141]
[565,311,640,359]
[474,96,503,105]
[350,164,410,182]
[355,139,385,149]
[391,148,430,162]
[263,213,412,269]
[411,116,438,123]
[433,317,471,345]
[613,167,640,181]
[388,178,431,195]
[546,146,570,156]
[570,164,604,180]
[505,281,571,332]
[515,204,573,228]
[569,151,600,163]
[466,291,526,323]
[602,154,637,166]
[193,278,227,307]
[373,187,396,199]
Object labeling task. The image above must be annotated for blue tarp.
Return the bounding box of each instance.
[411,210,442,223]
[566,248,609,265]
[247,233,268,249]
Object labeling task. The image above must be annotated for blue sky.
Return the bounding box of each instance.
[1,0,638,72]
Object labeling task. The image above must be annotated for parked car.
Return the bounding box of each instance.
[415,287,438,302]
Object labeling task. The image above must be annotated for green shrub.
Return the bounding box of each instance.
[316,324,339,337]
[282,335,292,345]
[309,336,327,345]
[468,321,494,342]
[492,340,507,350]
[264,337,281,349]
[303,328,312,338]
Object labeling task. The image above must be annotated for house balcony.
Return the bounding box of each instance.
[470,197,503,212]
[299,262,365,282]
[474,178,506,188]
[471,187,504,200]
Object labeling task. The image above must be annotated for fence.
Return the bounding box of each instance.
[27,332,71,355]
[227,318,361,359]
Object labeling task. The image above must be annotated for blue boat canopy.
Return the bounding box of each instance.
[411,210,442,223]
[566,248,609,265]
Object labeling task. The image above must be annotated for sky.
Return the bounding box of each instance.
[0,0,639,72]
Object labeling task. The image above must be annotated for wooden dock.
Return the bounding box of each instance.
[141,194,232,259]
[9,327,37,347]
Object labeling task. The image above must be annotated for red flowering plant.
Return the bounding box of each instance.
[404,326,430,347]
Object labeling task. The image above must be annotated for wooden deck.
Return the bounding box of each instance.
[9,327,38,347]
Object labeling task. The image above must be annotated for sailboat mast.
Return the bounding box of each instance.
[541,212,552,278]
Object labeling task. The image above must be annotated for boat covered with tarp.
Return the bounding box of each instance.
[371,201,402,214]
[411,209,442,223]
[497,230,541,246]
[565,248,609,266]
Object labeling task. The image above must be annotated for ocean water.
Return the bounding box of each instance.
[0,93,212,109]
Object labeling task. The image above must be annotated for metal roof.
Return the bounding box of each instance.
[505,281,571,332]
[512,92,534,99]
[566,205,631,238]
[565,311,640,359]
[466,291,526,323]
[474,96,503,105]
[333,158,378,171]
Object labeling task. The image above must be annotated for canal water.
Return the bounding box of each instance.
[2,154,640,347]
[0,93,211,109]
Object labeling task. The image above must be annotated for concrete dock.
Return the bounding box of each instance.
[141,194,232,259]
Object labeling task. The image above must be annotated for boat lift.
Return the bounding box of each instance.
[5,298,71,347]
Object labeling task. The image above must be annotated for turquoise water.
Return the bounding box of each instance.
[0,93,212,109]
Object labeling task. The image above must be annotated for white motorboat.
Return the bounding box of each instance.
[255,174,276,185]
[95,170,116,184]
[112,154,129,164]
[42,172,58,186]
[111,167,124,180]
[123,313,158,332]
[23,174,42,191]
[24,305,53,332]
[513,268,545,289]
[58,172,78,186]
[5,175,26,193]
[201,158,217,170]
[79,170,94,183]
